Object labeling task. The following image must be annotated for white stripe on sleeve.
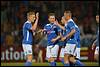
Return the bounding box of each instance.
[26,31,29,41]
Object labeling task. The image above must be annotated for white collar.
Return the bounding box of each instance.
[65,22,67,26]
[26,21,31,23]
[65,19,73,26]
[67,19,74,22]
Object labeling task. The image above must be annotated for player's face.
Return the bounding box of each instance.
[96,15,99,23]
[29,14,36,22]
[48,16,55,23]
[64,13,70,20]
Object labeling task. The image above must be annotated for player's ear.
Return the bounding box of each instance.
[48,18,50,21]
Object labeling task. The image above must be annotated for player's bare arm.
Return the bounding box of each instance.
[35,29,43,34]
[51,35,61,43]
[61,29,76,41]
[31,12,39,31]
[92,39,97,50]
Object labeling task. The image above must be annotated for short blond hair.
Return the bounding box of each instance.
[27,11,35,17]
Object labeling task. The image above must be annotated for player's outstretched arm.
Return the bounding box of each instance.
[61,29,76,41]
[35,29,44,34]
[54,20,65,31]
[32,12,39,31]
[66,29,76,39]
[51,35,61,43]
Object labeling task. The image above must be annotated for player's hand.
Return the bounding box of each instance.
[92,43,96,50]
[61,37,66,41]
[36,29,43,33]
[51,39,57,43]
[54,19,59,25]
[36,12,39,19]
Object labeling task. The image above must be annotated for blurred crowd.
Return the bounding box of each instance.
[1,1,99,62]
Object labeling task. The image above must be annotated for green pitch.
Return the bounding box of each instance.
[1,62,99,66]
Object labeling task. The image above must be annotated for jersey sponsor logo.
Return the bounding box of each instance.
[47,31,55,34]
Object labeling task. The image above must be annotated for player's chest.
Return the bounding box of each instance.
[46,25,57,34]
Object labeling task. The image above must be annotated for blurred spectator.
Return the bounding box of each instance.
[33,45,43,63]
[37,47,43,63]
[83,17,94,35]
[5,34,14,46]
[39,35,48,48]
[1,10,8,23]
[80,16,96,47]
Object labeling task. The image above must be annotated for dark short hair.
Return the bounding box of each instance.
[64,10,72,16]
[48,13,55,17]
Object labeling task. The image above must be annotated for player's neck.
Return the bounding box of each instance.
[50,22,54,25]
[65,20,68,24]
[27,19,31,23]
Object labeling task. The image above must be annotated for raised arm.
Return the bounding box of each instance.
[32,12,39,31]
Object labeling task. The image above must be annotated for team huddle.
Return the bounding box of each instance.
[43,11,84,66]
[22,10,99,66]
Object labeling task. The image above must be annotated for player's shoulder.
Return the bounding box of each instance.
[24,21,31,26]
[46,23,50,25]
[68,19,74,23]
[68,19,76,26]
[23,21,31,28]
[25,21,31,24]
[45,23,51,27]
[44,24,51,29]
